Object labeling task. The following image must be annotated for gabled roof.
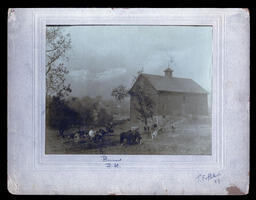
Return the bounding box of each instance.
[141,73,208,94]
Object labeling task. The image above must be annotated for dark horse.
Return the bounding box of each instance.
[120,130,143,145]
[93,127,114,143]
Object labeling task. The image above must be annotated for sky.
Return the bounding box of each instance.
[59,25,212,99]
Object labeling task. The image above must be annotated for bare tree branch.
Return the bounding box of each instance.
[46,27,72,98]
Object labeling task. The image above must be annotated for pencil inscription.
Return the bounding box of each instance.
[101,156,121,168]
[196,172,221,184]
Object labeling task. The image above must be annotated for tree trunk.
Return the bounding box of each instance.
[144,117,148,126]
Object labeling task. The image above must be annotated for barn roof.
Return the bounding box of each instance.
[141,73,208,94]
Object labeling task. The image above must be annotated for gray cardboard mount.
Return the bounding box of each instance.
[8,8,250,195]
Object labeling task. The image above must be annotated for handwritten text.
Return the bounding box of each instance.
[101,156,122,168]
[196,172,221,184]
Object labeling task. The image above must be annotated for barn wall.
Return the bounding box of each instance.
[183,93,208,115]
[157,92,208,116]
[157,92,183,116]
[130,95,138,123]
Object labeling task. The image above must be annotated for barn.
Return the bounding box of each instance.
[129,67,209,124]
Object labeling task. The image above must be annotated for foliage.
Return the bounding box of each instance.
[66,96,114,128]
[97,108,113,127]
[66,97,94,127]
[47,96,83,137]
[46,26,72,98]
[111,68,154,125]
[129,68,155,125]
[111,85,129,103]
[111,68,143,103]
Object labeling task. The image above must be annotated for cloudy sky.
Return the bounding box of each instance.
[60,25,212,99]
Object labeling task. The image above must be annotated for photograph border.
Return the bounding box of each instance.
[8,8,249,195]
[33,9,224,171]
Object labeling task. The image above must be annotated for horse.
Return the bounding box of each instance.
[120,130,143,145]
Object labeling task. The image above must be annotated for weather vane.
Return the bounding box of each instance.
[168,56,174,67]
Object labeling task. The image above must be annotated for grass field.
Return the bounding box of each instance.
[45,116,211,155]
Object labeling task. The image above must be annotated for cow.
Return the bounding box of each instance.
[151,128,161,140]
[67,133,75,139]
[93,132,104,143]
[105,126,114,133]
[171,125,176,132]
[86,129,106,143]
[74,132,80,143]
[88,129,96,138]
[144,126,150,132]
[77,130,87,138]
[152,123,158,129]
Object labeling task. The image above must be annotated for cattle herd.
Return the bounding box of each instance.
[67,126,114,143]
[65,122,171,147]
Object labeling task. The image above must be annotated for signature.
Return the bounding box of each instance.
[101,156,122,162]
[196,172,221,184]
[101,156,121,168]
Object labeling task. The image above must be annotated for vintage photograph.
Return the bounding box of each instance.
[8,8,250,195]
[45,25,212,155]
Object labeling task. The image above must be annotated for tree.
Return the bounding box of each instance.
[97,108,113,127]
[130,85,155,126]
[46,26,72,98]
[111,68,154,125]
[66,96,94,127]
[47,96,83,137]
[111,85,129,103]
[129,68,156,126]
[111,68,143,103]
